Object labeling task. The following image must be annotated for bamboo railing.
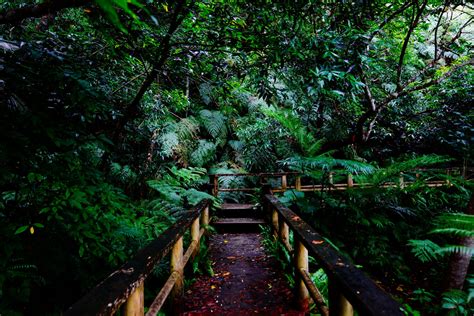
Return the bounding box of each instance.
[65,200,210,316]
[263,193,403,316]
[211,167,472,196]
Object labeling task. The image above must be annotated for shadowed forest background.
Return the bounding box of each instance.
[0,0,473,315]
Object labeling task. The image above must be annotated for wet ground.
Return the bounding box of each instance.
[182,233,304,315]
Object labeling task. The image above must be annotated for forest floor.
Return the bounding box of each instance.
[182,233,304,315]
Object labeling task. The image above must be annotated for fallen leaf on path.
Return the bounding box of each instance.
[311,240,324,245]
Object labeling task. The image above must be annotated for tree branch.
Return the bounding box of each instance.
[352,57,473,147]
[0,0,91,25]
[368,2,413,43]
[434,1,450,61]
[397,0,428,91]
[113,0,192,140]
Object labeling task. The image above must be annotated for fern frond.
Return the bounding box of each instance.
[356,155,452,185]
[240,144,277,171]
[280,155,375,175]
[156,118,199,159]
[228,140,244,152]
[190,140,217,167]
[261,106,323,156]
[183,188,217,207]
[176,117,199,139]
[408,239,442,263]
[437,245,474,257]
[431,213,474,238]
[431,228,474,238]
[157,131,179,158]
[199,110,227,140]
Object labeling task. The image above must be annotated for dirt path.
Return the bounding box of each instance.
[182,233,303,315]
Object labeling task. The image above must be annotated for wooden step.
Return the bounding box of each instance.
[213,217,266,233]
[216,203,260,218]
[214,218,266,225]
[220,203,256,210]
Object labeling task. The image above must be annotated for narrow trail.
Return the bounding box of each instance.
[182,233,303,315]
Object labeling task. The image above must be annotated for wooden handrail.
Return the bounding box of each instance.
[212,168,470,196]
[263,194,403,316]
[212,172,300,177]
[65,200,210,316]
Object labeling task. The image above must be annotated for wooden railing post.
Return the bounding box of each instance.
[347,174,353,188]
[170,237,183,314]
[201,206,209,227]
[399,172,405,189]
[295,240,309,311]
[212,175,218,197]
[296,176,302,191]
[272,208,279,237]
[329,281,353,316]
[281,175,288,191]
[279,220,289,245]
[191,218,200,257]
[123,282,144,316]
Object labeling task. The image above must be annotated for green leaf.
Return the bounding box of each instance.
[15,226,28,235]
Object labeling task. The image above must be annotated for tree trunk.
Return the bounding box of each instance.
[444,194,474,290]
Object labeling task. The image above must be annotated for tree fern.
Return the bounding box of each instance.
[157,130,179,158]
[199,110,227,140]
[280,155,376,175]
[147,167,216,207]
[176,117,199,139]
[157,118,199,159]
[262,106,323,156]
[243,145,277,171]
[191,140,217,167]
[262,106,375,175]
[356,155,452,185]
[409,213,474,262]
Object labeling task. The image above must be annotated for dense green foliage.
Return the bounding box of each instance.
[1,0,473,314]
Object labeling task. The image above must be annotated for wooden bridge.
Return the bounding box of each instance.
[65,169,470,316]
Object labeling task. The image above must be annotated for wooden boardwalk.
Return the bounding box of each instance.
[182,233,303,315]
[68,170,462,315]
